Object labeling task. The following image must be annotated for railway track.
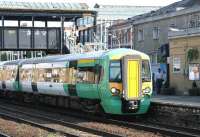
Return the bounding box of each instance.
[0,102,122,137]
[107,119,200,137]
[0,98,199,137]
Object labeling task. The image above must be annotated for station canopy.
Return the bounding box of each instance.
[0,1,89,11]
[0,1,96,53]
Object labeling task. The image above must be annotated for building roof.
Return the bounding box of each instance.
[93,4,161,21]
[0,1,89,11]
[130,0,200,23]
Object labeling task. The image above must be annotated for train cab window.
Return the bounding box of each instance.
[109,61,122,82]
[142,60,151,82]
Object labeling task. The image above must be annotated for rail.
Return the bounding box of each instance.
[0,97,199,137]
[0,102,122,137]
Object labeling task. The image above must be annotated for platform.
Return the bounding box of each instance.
[149,95,200,129]
[151,95,200,108]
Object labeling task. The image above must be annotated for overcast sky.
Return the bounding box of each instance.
[8,0,181,7]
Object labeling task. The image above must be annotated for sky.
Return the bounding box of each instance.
[5,0,181,7]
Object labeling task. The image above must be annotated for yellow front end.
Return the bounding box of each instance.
[127,59,140,99]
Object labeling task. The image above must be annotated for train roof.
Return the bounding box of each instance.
[2,59,24,65]
[1,49,150,65]
[21,50,107,64]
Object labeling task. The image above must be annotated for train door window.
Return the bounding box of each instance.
[109,61,122,82]
[59,68,70,83]
[11,68,17,81]
[76,67,100,84]
[68,67,77,84]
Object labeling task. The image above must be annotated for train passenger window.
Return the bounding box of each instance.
[142,60,151,82]
[76,67,100,84]
[51,68,65,83]
[20,69,32,82]
[37,68,46,82]
[109,61,122,82]
[0,69,2,81]
[37,67,71,83]
[4,66,17,81]
[43,68,52,82]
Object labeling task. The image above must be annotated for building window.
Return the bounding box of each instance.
[138,29,144,41]
[153,27,159,39]
[189,15,200,28]
[189,64,200,81]
[173,57,181,73]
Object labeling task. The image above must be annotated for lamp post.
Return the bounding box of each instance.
[108,33,120,49]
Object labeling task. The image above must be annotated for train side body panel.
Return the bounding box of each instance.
[20,81,32,93]
[37,82,68,96]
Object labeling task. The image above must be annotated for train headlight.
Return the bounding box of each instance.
[143,87,151,94]
[111,88,120,95]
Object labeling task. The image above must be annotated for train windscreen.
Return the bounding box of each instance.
[142,60,151,82]
[109,61,122,82]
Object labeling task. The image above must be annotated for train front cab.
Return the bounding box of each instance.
[101,54,152,115]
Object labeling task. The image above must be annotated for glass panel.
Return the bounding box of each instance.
[47,21,61,27]
[37,68,52,82]
[4,65,17,81]
[19,29,31,49]
[4,29,17,49]
[34,21,45,27]
[52,68,69,83]
[48,29,60,49]
[4,20,18,27]
[34,29,47,49]
[142,60,151,82]
[76,67,98,84]
[20,21,32,27]
[20,69,32,82]
[109,61,122,82]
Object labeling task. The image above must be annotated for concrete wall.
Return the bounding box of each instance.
[133,11,200,63]
[169,36,200,95]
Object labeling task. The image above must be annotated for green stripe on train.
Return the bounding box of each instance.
[13,81,22,91]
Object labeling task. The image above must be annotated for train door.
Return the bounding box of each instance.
[75,59,100,99]
[31,64,38,92]
[122,55,142,100]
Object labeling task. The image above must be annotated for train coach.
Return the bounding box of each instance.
[0,48,152,115]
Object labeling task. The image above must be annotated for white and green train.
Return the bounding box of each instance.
[0,48,152,115]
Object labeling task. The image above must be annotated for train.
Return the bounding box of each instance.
[0,48,152,115]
